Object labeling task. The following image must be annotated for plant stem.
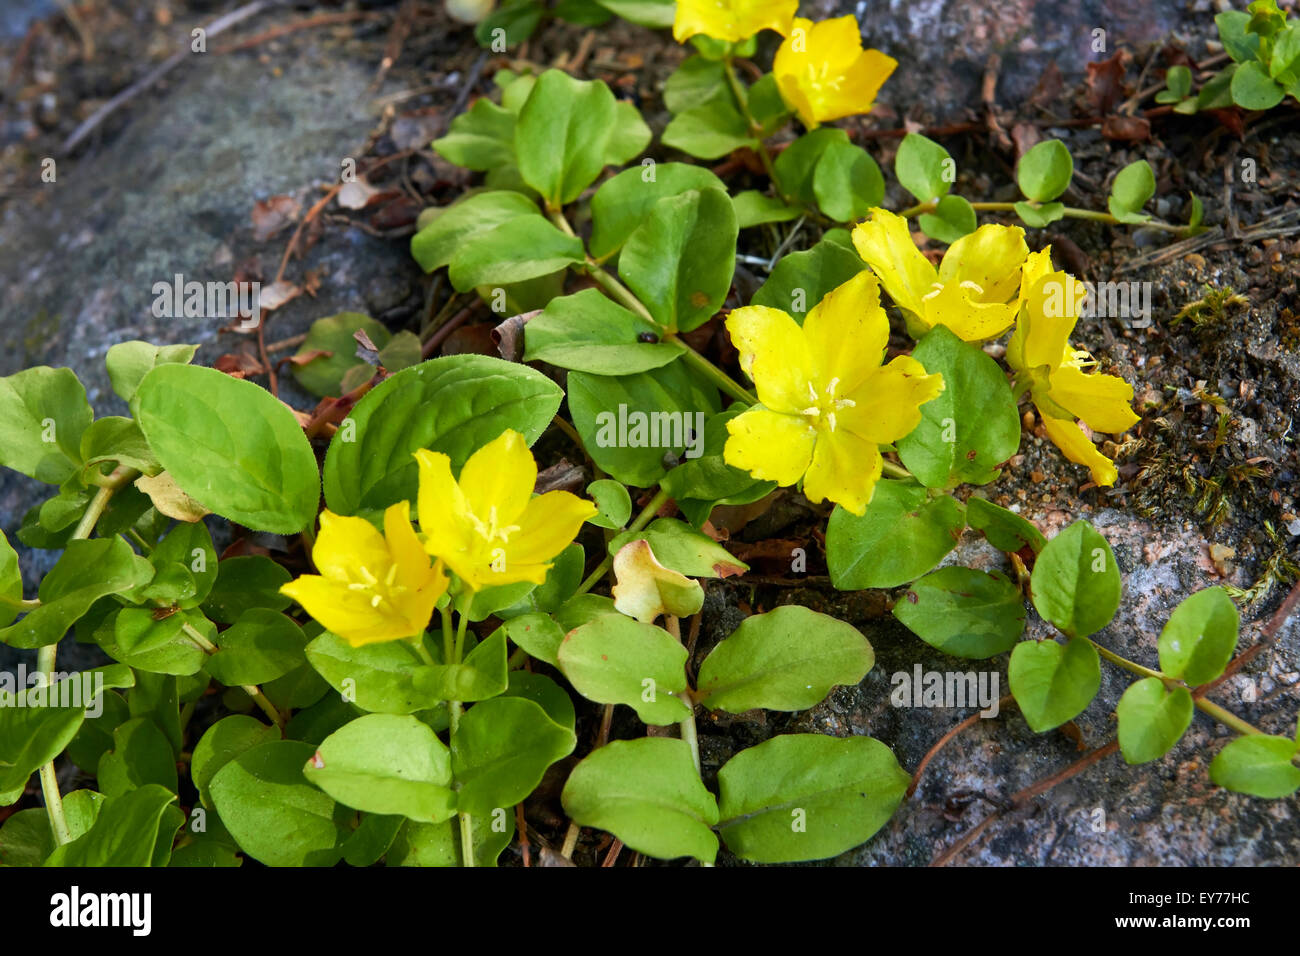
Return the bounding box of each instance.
[181,622,284,729]
[675,342,757,405]
[446,609,475,867]
[577,487,672,595]
[584,261,659,325]
[723,56,790,205]
[899,199,1187,233]
[664,615,702,775]
[881,459,912,480]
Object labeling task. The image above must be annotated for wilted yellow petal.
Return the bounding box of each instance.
[851,208,937,320]
[674,0,797,43]
[802,271,888,392]
[611,538,705,624]
[725,305,814,413]
[1041,416,1119,486]
[839,355,944,444]
[938,223,1028,304]
[1047,366,1140,434]
[801,429,883,515]
[459,429,536,527]
[724,407,817,485]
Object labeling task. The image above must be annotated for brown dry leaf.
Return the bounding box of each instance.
[258,280,301,312]
[136,472,210,523]
[1085,51,1130,114]
[214,352,266,378]
[1101,114,1151,142]
[251,194,302,241]
[288,348,332,367]
[1011,122,1041,160]
[491,309,541,362]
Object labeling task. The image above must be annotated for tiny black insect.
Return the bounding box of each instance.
[637,331,659,343]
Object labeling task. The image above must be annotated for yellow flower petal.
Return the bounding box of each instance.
[937,223,1028,304]
[1008,270,1083,373]
[802,271,889,393]
[851,208,937,321]
[281,576,416,647]
[1017,247,1055,302]
[723,407,817,485]
[920,279,1018,342]
[459,429,535,527]
[673,0,797,44]
[725,305,814,413]
[313,511,390,584]
[1047,366,1140,434]
[801,429,883,515]
[508,491,598,570]
[839,355,944,444]
[415,449,474,558]
[774,18,895,126]
[1041,416,1119,487]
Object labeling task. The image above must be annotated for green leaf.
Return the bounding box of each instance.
[1197,63,1238,109]
[747,72,791,135]
[1229,59,1285,109]
[661,408,776,518]
[1270,23,1300,81]
[105,341,197,404]
[150,521,218,610]
[133,364,320,534]
[826,481,966,590]
[618,187,737,334]
[67,690,130,772]
[1209,735,1300,798]
[1116,678,1193,764]
[774,128,849,205]
[1215,10,1261,63]
[516,69,621,207]
[79,416,161,478]
[305,714,456,823]
[751,238,865,315]
[448,216,585,291]
[0,366,93,484]
[0,536,144,649]
[662,98,756,160]
[589,163,725,259]
[1013,200,1066,228]
[567,363,721,487]
[1016,139,1073,202]
[388,810,513,866]
[1156,65,1193,102]
[474,0,542,48]
[433,98,517,170]
[562,737,718,863]
[717,734,908,862]
[43,785,179,866]
[412,627,509,702]
[1107,160,1156,224]
[0,674,93,803]
[523,289,683,375]
[733,190,801,229]
[1157,587,1239,686]
[201,555,292,624]
[587,478,632,529]
[494,543,585,617]
[504,671,576,732]
[411,191,539,273]
[503,612,565,668]
[192,714,281,809]
[893,567,1026,659]
[698,605,874,712]
[207,609,308,686]
[608,517,747,578]
[663,56,727,113]
[323,354,562,514]
[0,529,23,629]
[592,0,673,27]
[812,141,884,221]
[605,101,652,168]
[918,194,977,244]
[557,614,690,725]
[451,697,576,816]
[897,325,1020,488]
[965,496,1046,553]
[96,716,177,798]
[306,631,445,715]
[339,812,403,867]
[1008,637,1101,732]
[895,133,954,203]
[292,313,392,397]
[1029,520,1121,638]
[209,740,343,866]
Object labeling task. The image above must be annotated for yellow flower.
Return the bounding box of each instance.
[723,271,944,515]
[1007,255,1140,486]
[281,503,449,647]
[673,0,797,44]
[851,207,1029,342]
[415,430,596,591]
[773,17,897,128]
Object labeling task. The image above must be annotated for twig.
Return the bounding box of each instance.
[214,10,379,54]
[907,697,1015,799]
[61,1,272,154]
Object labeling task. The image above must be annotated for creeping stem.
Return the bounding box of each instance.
[448,609,475,867]
[722,56,790,206]
[897,199,1188,234]
[576,487,672,595]
[180,622,284,729]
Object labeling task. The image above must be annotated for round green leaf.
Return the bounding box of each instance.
[1016,139,1073,202]
[1107,160,1155,223]
[206,609,308,687]
[893,567,1026,659]
[1116,678,1193,764]
[1013,200,1066,228]
[895,133,954,203]
[305,714,455,823]
[774,128,849,205]
[411,191,539,273]
[589,163,725,259]
[826,481,966,590]
[192,714,281,810]
[918,194,977,244]
[557,614,690,725]
[965,496,1046,553]
[43,785,179,867]
[562,737,718,863]
[586,478,633,530]
[1157,587,1239,687]
[717,734,908,863]
[1029,520,1121,638]
[812,141,884,222]
[751,237,865,316]
[451,697,576,817]
[1230,59,1286,109]
[516,69,620,207]
[201,555,292,625]
[323,354,562,515]
[133,364,320,534]
[1209,735,1300,798]
[523,290,683,375]
[1008,637,1101,732]
[305,631,444,715]
[897,325,1020,488]
[292,313,392,398]
[698,605,874,712]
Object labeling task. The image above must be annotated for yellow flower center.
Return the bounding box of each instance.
[466,505,521,546]
[799,377,856,433]
[346,563,406,614]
